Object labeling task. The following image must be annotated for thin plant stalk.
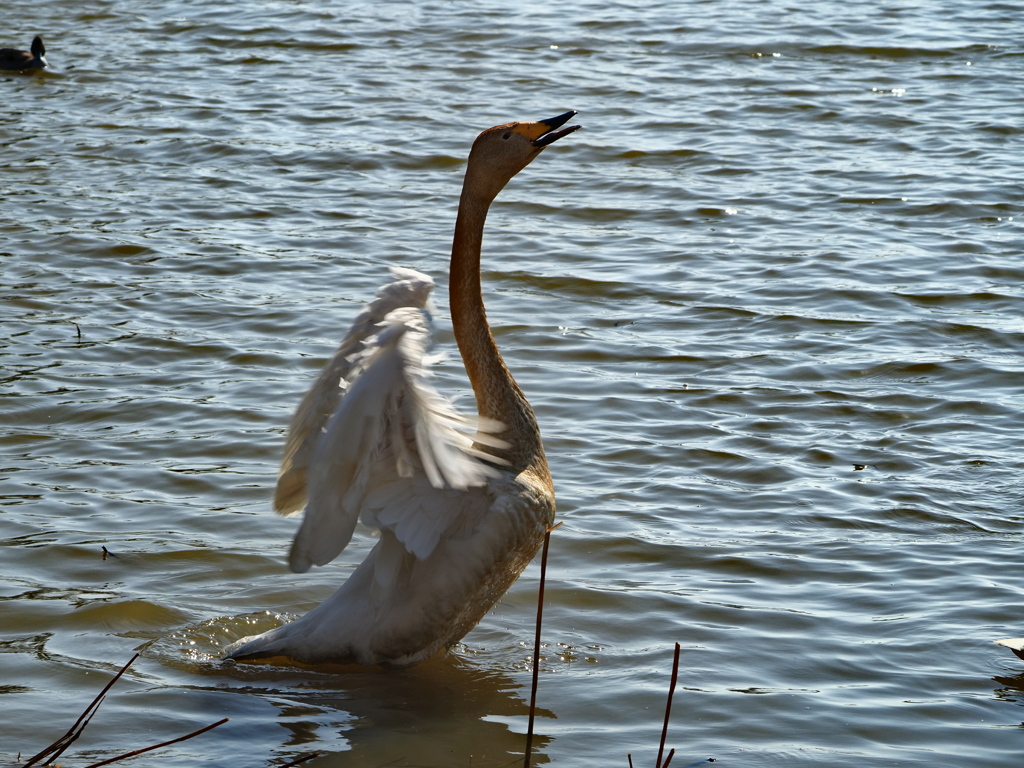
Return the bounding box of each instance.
[79,718,229,768]
[22,653,227,768]
[23,653,141,768]
[523,522,561,768]
[654,643,682,768]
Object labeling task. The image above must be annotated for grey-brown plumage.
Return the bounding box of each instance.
[225,112,579,667]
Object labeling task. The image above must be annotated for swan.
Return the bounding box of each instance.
[226,111,581,666]
[0,36,47,71]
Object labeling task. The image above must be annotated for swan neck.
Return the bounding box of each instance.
[449,183,547,476]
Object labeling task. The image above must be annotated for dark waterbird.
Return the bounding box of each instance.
[0,36,47,72]
[995,637,1024,661]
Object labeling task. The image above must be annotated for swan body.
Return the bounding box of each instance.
[227,111,580,666]
[0,36,47,71]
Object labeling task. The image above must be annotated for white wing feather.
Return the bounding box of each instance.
[284,276,506,573]
[274,268,435,516]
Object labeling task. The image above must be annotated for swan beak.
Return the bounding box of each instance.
[518,111,581,147]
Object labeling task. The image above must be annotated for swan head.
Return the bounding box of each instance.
[464,111,580,202]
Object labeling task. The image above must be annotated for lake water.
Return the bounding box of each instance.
[2,1,1023,766]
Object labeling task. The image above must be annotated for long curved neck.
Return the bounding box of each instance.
[449,184,549,480]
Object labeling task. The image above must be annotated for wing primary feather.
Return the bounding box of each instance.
[282,280,509,570]
[274,270,434,516]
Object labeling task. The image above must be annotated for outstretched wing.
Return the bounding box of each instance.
[277,270,506,573]
[274,267,435,516]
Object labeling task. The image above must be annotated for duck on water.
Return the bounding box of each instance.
[226,111,581,667]
[0,36,47,72]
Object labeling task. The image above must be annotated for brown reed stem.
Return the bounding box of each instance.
[23,653,140,768]
[654,643,681,768]
[523,522,561,768]
[79,717,230,768]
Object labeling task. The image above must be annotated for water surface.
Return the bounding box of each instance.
[2,1,1023,766]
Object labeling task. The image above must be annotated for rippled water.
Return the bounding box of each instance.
[3,1,1023,766]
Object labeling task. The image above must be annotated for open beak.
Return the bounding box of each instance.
[532,111,581,147]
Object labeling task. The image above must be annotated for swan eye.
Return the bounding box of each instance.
[502,132,511,140]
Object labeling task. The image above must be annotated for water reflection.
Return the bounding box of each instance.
[140,617,555,764]
[992,672,1024,698]
[4,622,553,767]
[217,657,552,765]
